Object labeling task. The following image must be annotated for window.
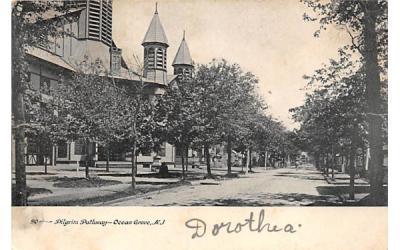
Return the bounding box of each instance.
[40,76,51,95]
[30,73,41,91]
[29,70,59,95]
[74,140,86,155]
[147,48,155,67]
[156,49,164,69]
[50,79,58,92]
[57,142,68,158]
[144,48,148,66]
[88,0,101,40]
[163,50,167,69]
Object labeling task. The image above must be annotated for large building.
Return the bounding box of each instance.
[22,0,194,169]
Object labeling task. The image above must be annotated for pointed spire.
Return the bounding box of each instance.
[172,32,193,66]
[142,3,168,46]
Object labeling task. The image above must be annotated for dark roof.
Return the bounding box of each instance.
[27,7,85,23]
[26,47,75,71]
[142,11,169,46]
[172,35,193,66]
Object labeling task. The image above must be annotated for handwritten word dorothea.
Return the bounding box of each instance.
[185,209,302,239]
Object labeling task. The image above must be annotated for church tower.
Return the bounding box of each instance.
[172,31,194,80]
[64,0,113,47]
[142,3,169,85]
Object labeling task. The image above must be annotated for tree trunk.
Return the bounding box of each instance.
[106,147,110,172]
[341,155,345,173]
[12,70,27,203]
[44,155,47,174]
[85,141,90,179]
[245,150,250,173]
[13,110,27,205]
[270,154,275,168]
[36,145,39,167]
[361,148,366,175]
[264,151,268,170]
[131,140,137,190]
[364,0,384,205]
[241,152,245,172]
[349,147,356,201]
[345,153,350,174]
[12,12,28,206]
[325,153,329,176]
[249,149,253,172]
[185,146,189,171]
[205,144,211,176]
[181,145,186,180]
[227,133,232,174]
[131,106,139,189]
[331,147,335,179]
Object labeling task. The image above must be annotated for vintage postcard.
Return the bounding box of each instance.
[11,0,389,249]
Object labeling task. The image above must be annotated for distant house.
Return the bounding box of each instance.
[18,0,194,169]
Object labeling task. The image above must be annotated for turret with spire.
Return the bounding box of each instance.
[172,31,194,80]
[142,3,169,85]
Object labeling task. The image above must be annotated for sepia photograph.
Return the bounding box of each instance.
[11,0,388,209]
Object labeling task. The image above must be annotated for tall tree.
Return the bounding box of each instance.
[291,52,370,198]
[156,77,200,179]
[193,59,262,175]
[25,89,65,174]
[12,1,68,205]
[301,0,387,205]
[117,55,162,189]
[191,62,224,177]
[53,58,127,179]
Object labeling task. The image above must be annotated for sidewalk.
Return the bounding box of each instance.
[323,172,369,185]
[320,170,379,204]
[13,164,248,206]
[13,164,185,206]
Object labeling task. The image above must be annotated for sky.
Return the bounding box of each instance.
[112,0,349,129]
